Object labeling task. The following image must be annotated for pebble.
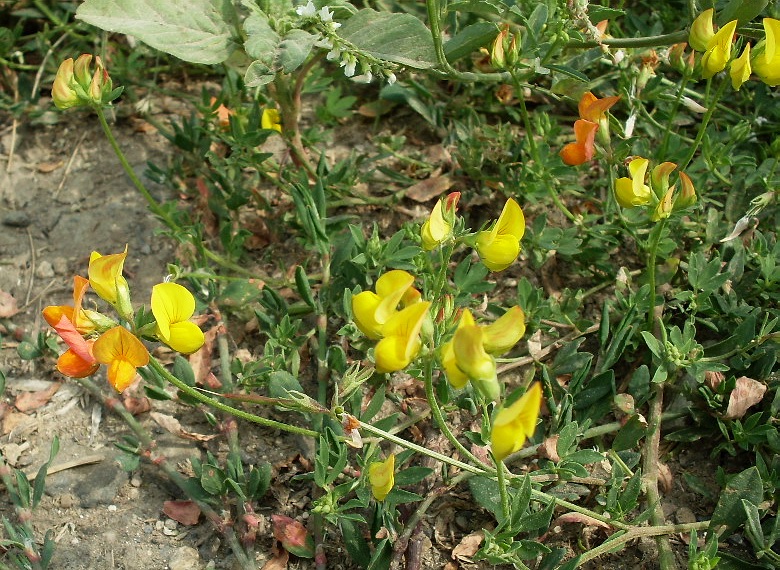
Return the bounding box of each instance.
[51,257,68,275]
[164,518,178,530]
[58,494,76,509]
[167,545,200,570]
[2,211,31,227]
[130,475,142,487]
[675,507,697,524]
[108,504,117,512]
[35,260,55,279]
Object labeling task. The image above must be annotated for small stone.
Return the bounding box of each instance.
[155,520,164,531]
[164,518,178,530]
[107,504,117,512]
[58,494,76,509]
[2,211,31,227]
[130,475,142,487]
[127,488,140,500]
[167,545,201,570]
[675,507,697,525]
[51,257,68,275]
[35,260,55,279]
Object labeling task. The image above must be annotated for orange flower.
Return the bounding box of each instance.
[48,314,99,378]
[92,326,150,392]
[577,91,620,124]
[559,119,598,166]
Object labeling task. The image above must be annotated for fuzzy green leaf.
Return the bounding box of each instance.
[76,0,235,64]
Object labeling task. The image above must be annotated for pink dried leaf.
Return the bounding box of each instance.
[725,376,767,419]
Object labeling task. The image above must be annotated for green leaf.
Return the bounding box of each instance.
[32,436,59,507]
[613,415,647,452]
[340,518,371,567]
[393,466,433,487]
[294,266,316,308]
[447,0,506,18]
[267,371,304,400]
[277,29,317,72]
[17,341,42,360]
[468,476,503,522]
[76,0,235,64]
[546,63,589,82]
[339,9,438,69]
[244,11,279,61]
[200,464,226,495]
[444,22,497,62]
[710,466,762,532]
[248,462,271,499]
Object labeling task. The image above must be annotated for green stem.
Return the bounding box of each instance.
[566,30,689,49]
[425,0,454,73]
[646,219,667,332]
[358,418,490,476]
[422,360,486,468]
[512,71,576,223]
[148,357,319,438]
[494,454,511,524]
[95,106,175,228]
[679,76,729,171]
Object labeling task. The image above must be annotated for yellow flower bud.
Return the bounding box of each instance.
[368,454,395,501]
[491,382,542,461]
[52,59,81,110]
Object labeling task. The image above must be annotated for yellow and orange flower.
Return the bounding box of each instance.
[92,326,150,392]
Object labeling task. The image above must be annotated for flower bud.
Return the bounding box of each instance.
[730,43,751,90]
[651,187,675,222]
[673,171,697,210]
[651,161,677,199]
[52,58,80,110]
[490,25,509,70]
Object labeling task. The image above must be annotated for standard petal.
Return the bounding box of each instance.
[352,291,383,339]
[495,199,525,241]
[491,382,542,460]
[482,306,526,354]
[476,233,521,272]
[452,325,495,382]
[88,246,128,304]
[152,282,196,341]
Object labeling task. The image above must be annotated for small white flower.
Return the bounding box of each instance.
[315,38,333,50]
[326,48,341,61]
[296,1,316,17]
[385,71,397,85]
[352,71,373,83]
[318,6,334,22]
[341,56,357,77]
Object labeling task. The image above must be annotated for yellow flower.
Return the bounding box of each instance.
[421,192,460,250]
[700,20,738,79]
[88,246,133,320]
[730,43,752,90]
[474,199,525,272]
[53,54,114,109]
[151,283,205,354]
[442,307,525,401]
[374,301,430,373]
[262,108,282,132]
[491,382,542,461]
[352,270,416,340]
[615,158,652,208]
[752,18,780,87]
[92,325,150,392]
[368,454,395,501]
[689,9,716,52]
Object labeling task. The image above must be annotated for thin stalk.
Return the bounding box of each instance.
[573,521,709,568]
[494,454,511,523]
[423,360,486,470]
[679,76,728,171]
[645,219,667,332]
[566,30,689,49]
[358,419,490,476]
[425,0,455,73]
[95,106,256,278]
[148,357,319,438]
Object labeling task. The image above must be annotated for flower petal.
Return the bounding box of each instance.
[482,306,526,355]
[491,382,542,461]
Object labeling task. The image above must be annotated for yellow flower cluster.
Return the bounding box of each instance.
[615,158,696,220]
[689,10,780,89]
[43,246,205,392]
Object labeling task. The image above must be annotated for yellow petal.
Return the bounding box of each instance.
[495,198,525,241]
[475,233,521,272]
[689,9,715,52]
[262,108,282,132]
[441,340,469,389]
[368,454,395,501]
[482,306,526,354]
[421,199,451,250]
[92,326,149,392]
[491,382,542,461]
[452,325,495,382]
[152,282,196,338]
[165,321,206,355]
[374,302,429,373]
[730,43,752,90]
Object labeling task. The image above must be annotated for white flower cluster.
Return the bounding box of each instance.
[295,1,396,85]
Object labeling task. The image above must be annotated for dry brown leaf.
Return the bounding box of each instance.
[538,434,561,463]
[122,395,151,415]
[405,174,453,202]
[357,99,395,118]
[150,412,183,434]
[15,383,61,412]
[2,410,32,435]
[163,500,201,526]
[553,512,611,529]
[189,326,217,384]
[725,376,767,419]
[37,161,64,173]
[657,461,673,494]
[261,549,289,570]
[451,530,484,560]
[0,290,19,318]
[526,329,543,361]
